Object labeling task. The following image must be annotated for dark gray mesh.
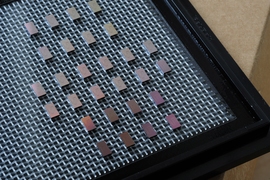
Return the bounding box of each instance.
[0,0,235,179]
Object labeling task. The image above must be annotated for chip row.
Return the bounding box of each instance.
[95,114,181,157]
[37,39,158,62]
[31,58,170,95]
[41,90,165,117]
[24,1,116,37]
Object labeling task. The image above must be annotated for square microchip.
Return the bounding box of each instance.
[81,116,96,131]
[142,122,157,138]
[156,59,171,74]
[45,14,59,28]
[104,107,119,123]
[99,56,113,71]
[119,132,135,147]
[60,38,75,53]
[96,141,112,157]
[90,85,105,100]
[38,46,53,61]
[67,94,82,109]
[88,0,102,13]
[126,99,141,115]
[120,48,135,62]
[66,7,80,21]
[24,22,38,36]
[143,40,158,55]
[77,63,92,79]
[112,76,127,92]
[165,114,181,130]
[82,31,96,45]
[149,90,165,106]
[31,82,46,97]
[54,72,69,87]
[44,103,59,119]
[135,68,150,83]
[104,22,118,37]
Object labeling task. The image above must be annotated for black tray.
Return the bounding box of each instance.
[1,0,270,179]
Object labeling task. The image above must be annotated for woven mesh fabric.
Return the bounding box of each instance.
[0,0,235,179]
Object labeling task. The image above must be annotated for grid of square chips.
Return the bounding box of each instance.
[0,0,236,179]
[28,0,178,157]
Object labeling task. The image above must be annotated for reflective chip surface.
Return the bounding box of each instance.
[31,82,46,97]
[44,103,59,118]
[54,72,69,87]
[45,14,59,28]
[104,22,118,37]
[38,46,53,60]
[24,21,38,36]
[66,7,80,20]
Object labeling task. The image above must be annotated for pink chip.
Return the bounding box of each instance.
[149,90,165,106]
[166,114,181,129]
[24,22,38,36]
[142,122,157,138]
[156,59,171,74]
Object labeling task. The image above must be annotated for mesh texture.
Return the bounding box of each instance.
[0,0,235,179]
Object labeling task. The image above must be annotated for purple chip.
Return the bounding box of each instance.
[156,59,171,74]
[96,141,111,157]
[149,90,165,106]
[24,22,38,36]
[166,114,181,129]
[142,122,157,138]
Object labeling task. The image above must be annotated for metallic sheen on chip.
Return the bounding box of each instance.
[24,22,38,36]
[38,46,53,61]
[149,90,165,106]
[88,0,102,13]
[143,40,158,55]
[90,85,105,100]
[120,48,135,62]
[44,103,59,119]
[96,141,111,157]
[119,132,135,147]
[82,31,96,45]
[135,68,150,83]
[156,59,171,74]
[77,63,92,79]
[165,114,181,130]
[54,72,69,87]
[99,56,113,71]
[66,7,80,21]
[67,94,82,109]
[45,14,59,28]
[104,22,118,37]
[60,38,75,53]
[31,82,46,97]
[81,116,96,131]
[142,122,157,138]
[112,76,127,92]
[104,107,119,123]
[126,99,141,115]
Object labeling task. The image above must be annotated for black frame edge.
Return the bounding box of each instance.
[168,0,270,123]
[97,0,270,179]
[0,0,19,6]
